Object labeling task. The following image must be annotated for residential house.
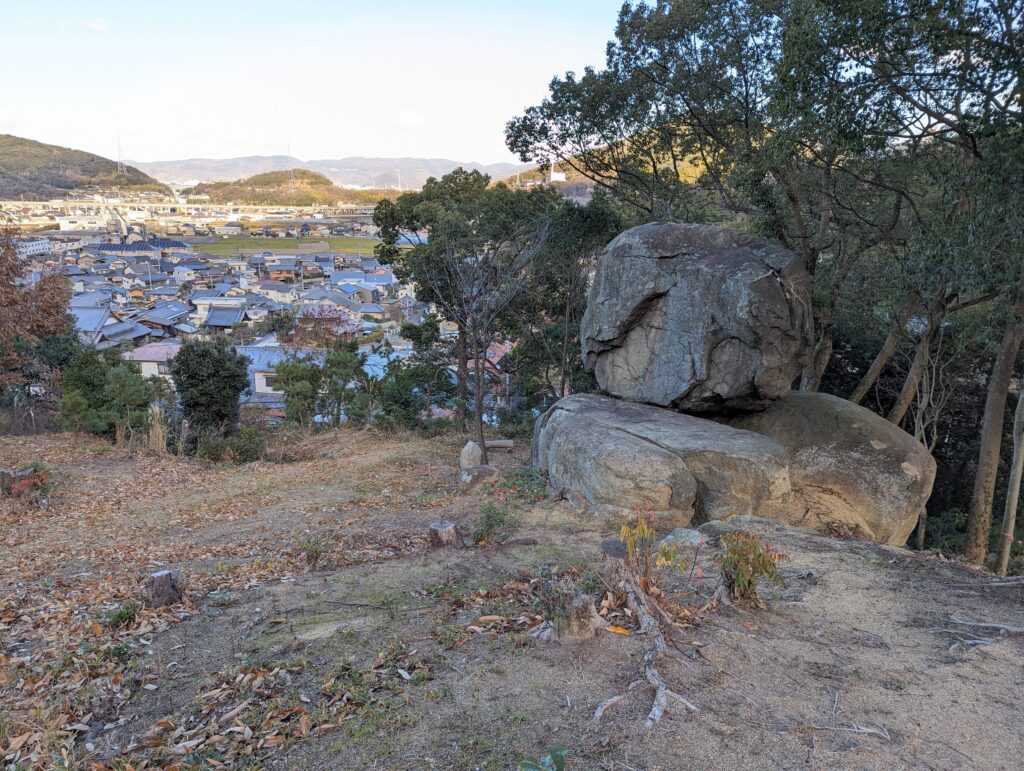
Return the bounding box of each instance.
[122,339,182,381]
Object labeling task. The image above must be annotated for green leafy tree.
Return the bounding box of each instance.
[59,349,151,443]
[170,337,250,438]
[275,355,324,427]
[374,171,557,459]
[322,341,371,427]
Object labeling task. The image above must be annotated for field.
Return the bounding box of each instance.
[196,236,380,257]
[1,430,1023,769]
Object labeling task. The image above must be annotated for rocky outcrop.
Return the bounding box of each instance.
[581,223,813,413]
[532,394,790,526]
[727,392,936,545]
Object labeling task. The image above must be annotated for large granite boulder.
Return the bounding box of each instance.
[532,394,791,527]
[581,223,814,413]
[727,392,936,545]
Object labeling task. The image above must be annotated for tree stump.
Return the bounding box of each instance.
[144,569,184,607]
[429,520,460,548]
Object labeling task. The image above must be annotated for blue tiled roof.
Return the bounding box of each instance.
[92,243,159,254]
[204,307,245,327]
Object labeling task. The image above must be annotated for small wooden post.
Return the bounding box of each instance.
[428,520,459,548]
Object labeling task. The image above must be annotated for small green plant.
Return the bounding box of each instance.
[297,533,332,568]
[106,599,140,629]
[619,516,688,593]
[518,746,568,771]
[473,501,516,543]
[717,531,789,603]
[497,467,547,502]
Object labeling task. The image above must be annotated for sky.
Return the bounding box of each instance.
[1,0,627,165]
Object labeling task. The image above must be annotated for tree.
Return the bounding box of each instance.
[375,171,557,459]
[322,341,371,427]
[506,1,912,390]
[170,337,250,438]
[0,230,72,388]
[829,0,1024,563]
[996,390,1024,575]
[274,355,324,427]
[497,193,623,411]
[58,348,151,444]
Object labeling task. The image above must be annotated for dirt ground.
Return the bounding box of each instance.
[2,430,1023,770]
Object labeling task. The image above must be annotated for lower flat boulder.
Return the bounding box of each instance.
[532,394,790,527]
[726,392,936,545]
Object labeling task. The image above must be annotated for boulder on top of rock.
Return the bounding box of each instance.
[581,222,814,413]
[727,391,937,545]
[532,394,790,527]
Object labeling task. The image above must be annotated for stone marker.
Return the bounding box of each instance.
[460,441,484,469]
[144,569,184,607]
[581,222,813,412]
[459,464,500,492]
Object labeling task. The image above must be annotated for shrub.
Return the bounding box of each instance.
[717,531,789,603]
[473,501,516,543]
[224,426,265,463]
[619,517,689,592]
[298,533,332,567]
[196,434,226,462]
[18,460,54,496]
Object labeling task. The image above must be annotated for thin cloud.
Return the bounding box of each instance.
[80,18,109,31]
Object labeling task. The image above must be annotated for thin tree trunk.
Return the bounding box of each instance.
[851,325,902,404]
[965,302,1024,564]
[800,326,832,392]
[473,340,489,466]
[887,330,933,425]
[996,391,1024,576]
[914,507,928,550]
[456,327,468,433]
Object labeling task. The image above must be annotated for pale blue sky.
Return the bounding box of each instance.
[1,1,627,163]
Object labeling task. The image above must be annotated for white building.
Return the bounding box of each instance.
[13,238,52,259]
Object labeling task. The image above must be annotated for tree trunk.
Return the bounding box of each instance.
[799,326,833,392]
[996,391,1024,576]
[914,507,928,550]
[473,341,489,466]
[965,305,1024,564]
[456,328,468,433]
[851,324,902,404]
[887,330,932,425]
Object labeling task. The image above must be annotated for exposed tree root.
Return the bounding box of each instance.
[594,549,699,727]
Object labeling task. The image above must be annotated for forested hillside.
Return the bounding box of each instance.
[0,134,168,198]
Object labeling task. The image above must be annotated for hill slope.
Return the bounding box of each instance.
[1,430,1021,769]
[132,155,530,189]
[181,169,393,206]
[0,134,168,198]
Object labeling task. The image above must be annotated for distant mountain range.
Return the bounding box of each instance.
[0,134,168,199]
[129,155,531,189]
